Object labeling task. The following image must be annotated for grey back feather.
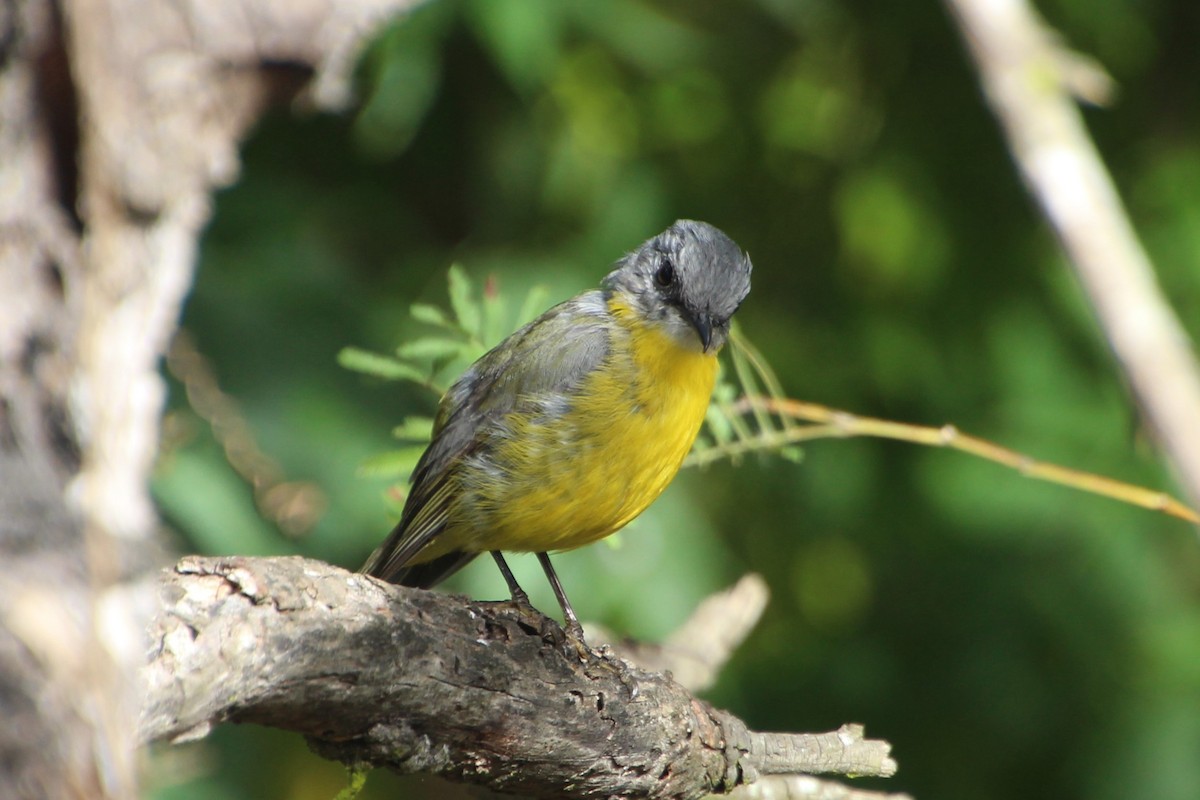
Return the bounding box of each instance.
[361,292,613,581]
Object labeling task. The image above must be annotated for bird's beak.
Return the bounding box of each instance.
[691,312,714,352]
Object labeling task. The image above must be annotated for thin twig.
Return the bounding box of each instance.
[708,396,1199,524]
[943,0,1200,513]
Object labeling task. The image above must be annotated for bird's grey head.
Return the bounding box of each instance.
[603,220,752,353]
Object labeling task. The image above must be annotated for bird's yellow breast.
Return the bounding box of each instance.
[446,294,717,556]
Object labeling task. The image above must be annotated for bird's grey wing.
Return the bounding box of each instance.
[361,291,611,583]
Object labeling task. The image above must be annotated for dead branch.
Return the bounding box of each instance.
[944,0,1200,511]
[732,775,913,800]
[587,573,771,694]
[142,556,898,800]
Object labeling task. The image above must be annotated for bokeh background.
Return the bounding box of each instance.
[149,1,1200,798]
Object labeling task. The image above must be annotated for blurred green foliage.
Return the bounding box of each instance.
[153,0,1200,798]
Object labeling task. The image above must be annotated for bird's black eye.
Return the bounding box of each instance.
[654,257,675,289]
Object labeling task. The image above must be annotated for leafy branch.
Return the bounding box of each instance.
[692,330,1198,524]
[338,265,550,503]
[342,266,1198,525]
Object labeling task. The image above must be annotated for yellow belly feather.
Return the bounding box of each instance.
[430,294,717,557]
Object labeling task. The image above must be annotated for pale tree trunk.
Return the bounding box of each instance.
[0,2,416,797]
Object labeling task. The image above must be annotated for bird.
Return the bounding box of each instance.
[362,220,752,643]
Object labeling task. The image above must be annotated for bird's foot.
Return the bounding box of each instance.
[560,619,593,662]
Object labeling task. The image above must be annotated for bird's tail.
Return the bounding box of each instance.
[361,547,477,589]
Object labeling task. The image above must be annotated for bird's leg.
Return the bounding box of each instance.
[536,552,588,645]
[490,551,531,607]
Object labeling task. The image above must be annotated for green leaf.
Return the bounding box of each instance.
[356,446,427,479]
[482,274,508,347]
[396,337,470,361]
[705,403,734,445]
[354,42,442,159]
[338,347,428,383]
[515,284,552,327]
[466,0,564,94]
[712,379,738,404]
[152,448,288,557]
[448,264,482,338]
[392,416,435,443]
[352,4,454,159]
[780,446,805,464]
[333,764,371,800]
[410,303,455,328]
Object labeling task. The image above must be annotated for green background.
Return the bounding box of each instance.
[150,1,1200,798]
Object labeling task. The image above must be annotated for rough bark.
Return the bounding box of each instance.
[142,556,900,800]
[0,2,417,797]
[0,2,128,796]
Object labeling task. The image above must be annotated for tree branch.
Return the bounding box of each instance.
[731,775,912,800]
[587,573,770,694]
[944,0,1200,510]
[142,556,898,799]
